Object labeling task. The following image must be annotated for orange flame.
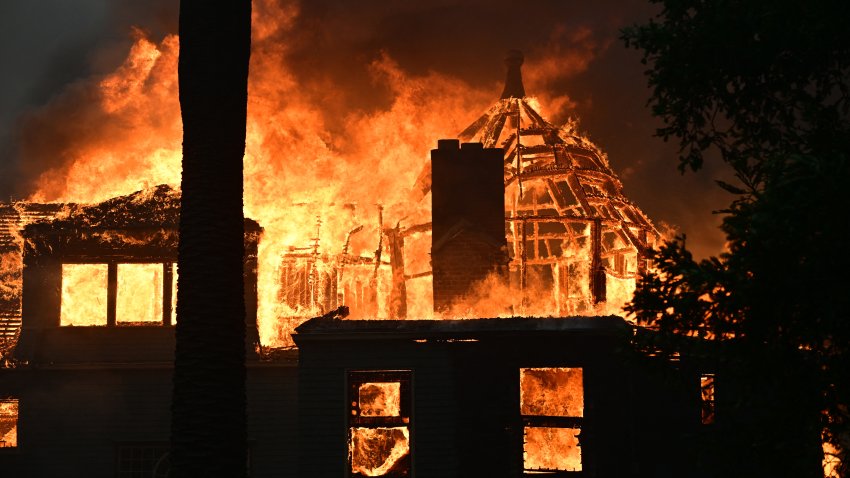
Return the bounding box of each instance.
[358,382,401,417]
[349,427,410,476]
[60,264,108,326]
[26,0,641,345]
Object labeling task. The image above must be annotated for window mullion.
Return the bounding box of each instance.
[106,262,117,327]
[163,262,173,326]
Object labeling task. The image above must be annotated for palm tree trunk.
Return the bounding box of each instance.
[171,1,251,476]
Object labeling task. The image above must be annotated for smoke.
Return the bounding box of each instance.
[0,0,729,258]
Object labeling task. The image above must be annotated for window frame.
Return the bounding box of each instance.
[519,366,584,476]
[347,370,413,478]
[60,261,176,327]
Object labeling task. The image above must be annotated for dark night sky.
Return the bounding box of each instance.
[0,0,734,258]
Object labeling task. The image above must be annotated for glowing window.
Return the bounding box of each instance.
[348,371,411,477]
[520,367,583,473]
[60,262,176,326]
[60,264,108,326]
[0,399,18,448]
[117,264,164,324]
[700,374,716,425]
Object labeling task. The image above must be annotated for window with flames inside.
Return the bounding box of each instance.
[520,367,584,474]
[348,371,411,478]
[60,263,177,326]
[0,399,18,449]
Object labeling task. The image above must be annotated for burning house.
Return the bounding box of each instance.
[276,51,659,337]
[292,132,693,478]
[0,51,811,478]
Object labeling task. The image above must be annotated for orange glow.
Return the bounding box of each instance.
[358,383,401,417]
[60,264,108,326]
[521,368,584,472]
[116,263,164,324]
[0,399,17,448]
[524,427,581,472]
[823,435,841,478]
[349,427,410,477]
[25,0,653,346]
[521,367,584,417]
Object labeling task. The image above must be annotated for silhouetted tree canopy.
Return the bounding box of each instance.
[623,1,850,475]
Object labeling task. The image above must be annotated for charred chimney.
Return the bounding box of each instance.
[431,140,506,312]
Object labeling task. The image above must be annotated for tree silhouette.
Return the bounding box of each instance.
[170,1,252,476]
[623,1,850,476]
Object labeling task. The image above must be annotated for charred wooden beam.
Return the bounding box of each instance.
[386,226,407,320]
[590,219,606,304]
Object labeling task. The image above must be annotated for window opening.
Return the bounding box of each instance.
[117,263,164,325]
[348,371,411,477]
[60,264,108,326]
[0,399,18,448]
[520,367,583,473]
[60,262,176,326]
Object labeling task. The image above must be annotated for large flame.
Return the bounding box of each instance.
[26,0,633,346]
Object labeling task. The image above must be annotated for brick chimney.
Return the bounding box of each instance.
[431,140,507,312]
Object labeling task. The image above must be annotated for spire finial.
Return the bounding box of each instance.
[500,50,526,99]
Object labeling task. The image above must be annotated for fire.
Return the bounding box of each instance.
[520,367,583,417]
[349,427,410,477]
[116,263,169,325]
[524,427,581,472]
[18,0,648,346]
[520,368,584,472]
[60,264,108,326]
[0,399,17,448]
[358,382,401,417]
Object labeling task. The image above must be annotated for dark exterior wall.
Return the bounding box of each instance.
[294,321,653,478]
[0,361,298,478]
[19,253,61,331]
[248,362,299,478]
[297,339,461,478]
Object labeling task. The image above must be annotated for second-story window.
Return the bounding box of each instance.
[60,262,176,326]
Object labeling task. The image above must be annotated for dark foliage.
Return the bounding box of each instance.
[623,0,850,475]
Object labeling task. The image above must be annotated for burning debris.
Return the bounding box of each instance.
[7,0,659,348]
[276,51,659,342]
[416,51,658,317]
